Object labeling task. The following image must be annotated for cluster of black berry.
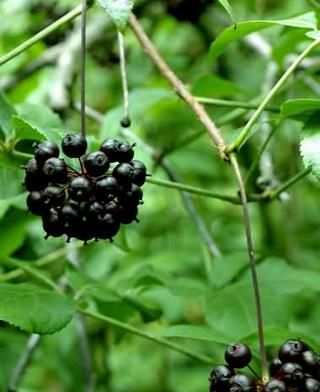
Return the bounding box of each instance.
[23,134,147,243]
[209,340,320,392]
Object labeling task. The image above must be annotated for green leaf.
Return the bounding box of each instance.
[0,90,15,138]
[300,134,320,180]
[97,0,134,32]
[0,153,24,199]
[281,99,320,121]
[192,75,243,98]
[206,258,320,339]
[217,0,237,24]
[208,12,317,62]
[0,283,76,334]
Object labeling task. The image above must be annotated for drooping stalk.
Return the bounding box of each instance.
[80,0,87,139]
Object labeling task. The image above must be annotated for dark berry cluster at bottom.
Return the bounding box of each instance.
[23,135,148,244]
[209,340,320,392]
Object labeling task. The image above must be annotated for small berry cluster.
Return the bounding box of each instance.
[209,340,320,392]
[23,135,147,243]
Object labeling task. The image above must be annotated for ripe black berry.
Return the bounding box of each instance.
[263,379,286,392]
[62,133,87,158]
[301,351,319,375]
[118,203,139,224]
[305,378,320,392]
[34,141,59,165]
[131,159,147,186]
[84,201,105,222]
[112,163,134,184]
[84,151,109,177]
[209,365,235,392]
[23,158,39,175]
[278,362,304,385]
[69,176,93,202]
[228,374,255,392]
[24,171,48,191]
[100,138,121,162]
[43,158,68,183]
[269,358,282,377]
[42,209,64,238]
[73,217,95,244]
[115,141,134,163]
[278,340,307,363]
[119,183,143,205]
[105,200,119,215]
[225,343,252,369]
[43,186,66,207]
[26,191,46,215]
[95,176,119,201]
[96,213,120,240]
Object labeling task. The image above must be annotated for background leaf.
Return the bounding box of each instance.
[97,0,134,31]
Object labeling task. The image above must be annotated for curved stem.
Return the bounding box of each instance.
[230,153,267,380]
[79,308,215,365]
[195,97,280,113]
[0,5,84,66]
[227,39,320,153]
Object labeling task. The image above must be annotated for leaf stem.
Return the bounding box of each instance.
[267,167,312,200]
[79,308,215,365]
[227,39,320,153]
[195,97,280,113]
[0,5,84,66]
[229,153,268,381]
[147,177,240,204]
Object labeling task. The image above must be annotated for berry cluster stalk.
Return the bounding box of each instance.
[80,0,87,138]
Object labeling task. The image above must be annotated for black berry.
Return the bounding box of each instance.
[131,159,147,186]
[112,163,134,184]
[96,213,120,240]
[69,176,93,202]
[26,191,46,215]
[115,141,134,163]
[209,365,235,392]
[269,358,282,377]
[305,378,320,392]
[278,340,307,363]
[62,133,87,158]
[100,138,121,162]
[43,158,68,183]
[278,362,304,385]
[84,151,109,177]
[34,140,59,165]
[225,343,252,369]
[301,351,319,375]
[43,186,66,207]
[95,176,119,201]
[42,209,64,238]
[119,183,143,205]
[228,374,255,392]
[118,203,139,224]
[24,171,48,191]
[263,379,286,392]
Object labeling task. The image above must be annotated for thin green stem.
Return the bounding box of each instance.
[0,243,82,282]
[147,177,240,204]
[227,39,320,153]
[0,5,83,66]
[79,308,215,365]
[80,0,87,138]
[245,126,277,185]
[195,97,280,113]
[267,167,312,200]
[230,153,268,381]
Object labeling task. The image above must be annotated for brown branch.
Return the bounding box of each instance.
[128,14,227,160]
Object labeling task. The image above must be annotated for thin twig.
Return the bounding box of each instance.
[195,97,280,113]
[80,0,87,138]
[118,31,131,127]
[6,334,41,392]
[128,13,227,159]
[230,153,267,380]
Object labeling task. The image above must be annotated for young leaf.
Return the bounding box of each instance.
[97,0,134,32]
[217,0,237,25]
[281,98,320,121]
[0,283,76,334]
[300,134,320,180]
[208,12,317,62]
[0,153,24,199]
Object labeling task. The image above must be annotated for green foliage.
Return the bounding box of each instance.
[97,0,134,31]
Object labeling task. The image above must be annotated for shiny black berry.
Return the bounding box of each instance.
[84,151,109,177]
[131,159,147,186]
[100,138,121,162]
[69,176,93,202]
[84,201,105,222]
[115,141,134,162]
[278,340,307,363]
[34,141,59,165]
[118,203,139,224]
[43,186,66,208]
[43,158,68,183]
[60,203,80,225]
[24,171,48,191]
[26,191,45,215]
[96,213,120,240]
[305,378,320,392]
[225,343,252,369]
[62,133,87,158]
[301,351,319,375]
[105,200,119,215]
[209,365,235,392]
[263,379,286,392]
[23,158,39,175]
[229,374,255,392]
[112,163,134,184]
[95,176,119,201]
[269,358,282,377]
[278,362,304,385]
[74,217,95,244]
[119,183,143,205]
[42,209,64,238]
